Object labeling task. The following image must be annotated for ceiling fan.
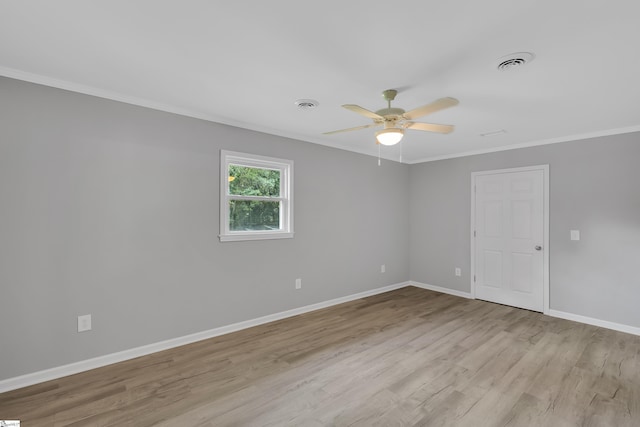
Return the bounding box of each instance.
[324,89,459,146]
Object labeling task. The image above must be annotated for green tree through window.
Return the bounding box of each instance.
[220,150,293,242]
[228,165,281,231]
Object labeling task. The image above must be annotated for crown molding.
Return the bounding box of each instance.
[3,66,639,166]
[406,125,640,164]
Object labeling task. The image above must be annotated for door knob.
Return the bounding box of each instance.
[535,245,542,251]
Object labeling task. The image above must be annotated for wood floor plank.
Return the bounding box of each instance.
[1,286,640,426]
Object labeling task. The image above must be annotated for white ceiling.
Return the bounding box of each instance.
[2,1,640,163]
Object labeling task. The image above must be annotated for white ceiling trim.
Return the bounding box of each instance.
[3,65,639,166]
[406,125,640,164]
[0,66,218,124]
[0,66,398,162]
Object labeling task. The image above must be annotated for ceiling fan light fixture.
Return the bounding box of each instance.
[376,128,404,146]
[324,90,458,144]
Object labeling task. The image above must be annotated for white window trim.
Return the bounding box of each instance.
[219,150,294,242]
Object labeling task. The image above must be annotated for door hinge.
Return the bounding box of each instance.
[474,275,476,282]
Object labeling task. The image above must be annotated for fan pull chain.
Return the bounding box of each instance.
[378,143,381,166]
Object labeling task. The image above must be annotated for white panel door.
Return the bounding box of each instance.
[474,169,544,312]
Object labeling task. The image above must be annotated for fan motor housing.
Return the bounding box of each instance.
[375,107,405,117]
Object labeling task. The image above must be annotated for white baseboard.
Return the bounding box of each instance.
[0,281,411,394]
[5,281,638,393]
[410,282,640,337]
[410,281,473,299]
[548,309,640,337]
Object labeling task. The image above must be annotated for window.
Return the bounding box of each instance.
[220,150,293,242]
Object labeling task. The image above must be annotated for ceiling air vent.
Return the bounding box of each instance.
[497,52,535,71]
[294,99,319,110]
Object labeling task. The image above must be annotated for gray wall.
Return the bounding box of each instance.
[409,132,640,327]
[3,74,639,383]
[0,77,410,381]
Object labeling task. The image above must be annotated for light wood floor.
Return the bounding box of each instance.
[1,286,640,426]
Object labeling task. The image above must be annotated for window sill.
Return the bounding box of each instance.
[219,232,294,242]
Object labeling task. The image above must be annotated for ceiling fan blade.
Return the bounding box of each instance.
[342,104,384,120]
[404,122,455,134]
[323,123,381,135]
[402,97,459,120]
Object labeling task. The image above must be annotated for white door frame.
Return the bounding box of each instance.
[470,165,550,314]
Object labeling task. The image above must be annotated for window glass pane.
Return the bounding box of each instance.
[228,165,280,197]
[229,200,280,231]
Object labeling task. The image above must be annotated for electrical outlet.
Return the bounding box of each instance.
[455,268,461,277]
[295,278,302,289]
[77,314,92,332]
[381,264,386,273]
